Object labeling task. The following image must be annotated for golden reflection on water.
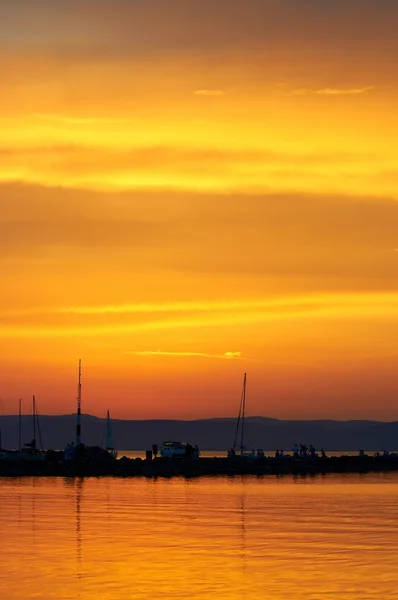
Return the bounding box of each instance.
[1,474,398,600]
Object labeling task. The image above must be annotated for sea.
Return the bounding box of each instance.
[1,467,398,599]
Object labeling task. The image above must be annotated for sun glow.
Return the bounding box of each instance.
[1,0,398,419]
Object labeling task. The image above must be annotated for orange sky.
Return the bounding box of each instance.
[1,0,398,420]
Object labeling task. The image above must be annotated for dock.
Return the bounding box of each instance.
[1,454,398,478]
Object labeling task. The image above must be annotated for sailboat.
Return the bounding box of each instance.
[20,395,46,460]
[69,360,117,462]
[105,410,117,459]
[227,373,255,458]
[1,396,46,461]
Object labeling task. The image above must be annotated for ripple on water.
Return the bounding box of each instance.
[1,473,398,600]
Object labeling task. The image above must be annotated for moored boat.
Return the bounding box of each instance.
[0,396,46,462]
[160,441,188,457]
[160,441,199,458]
[227,373,256,458]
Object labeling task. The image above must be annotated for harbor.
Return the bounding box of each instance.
[2,367,398,478]
[2,452,398,478]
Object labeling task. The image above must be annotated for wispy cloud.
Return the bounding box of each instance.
[3,293,398,319]
[34,114,135,125]
[52,293,398,317]
[292,86,374,96]
[194,89,224,96]
[128,350,241,359]
[1,293,398,339]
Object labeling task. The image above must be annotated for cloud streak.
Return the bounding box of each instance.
[292,86,374,96]
[194,89,224,96]
[2,292,397,318]
[1,293,398,339]
[34,114,135,125]
[0,141,394,197]
[128,350,241,359]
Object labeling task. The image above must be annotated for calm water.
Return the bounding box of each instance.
[1,474,398,600]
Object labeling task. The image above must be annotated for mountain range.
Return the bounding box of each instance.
[1,414,397,452]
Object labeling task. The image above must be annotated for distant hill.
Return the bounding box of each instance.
[1,414,397,452]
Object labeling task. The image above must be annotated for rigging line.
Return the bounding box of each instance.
[35,404,44,450]
[33,396,36,447]
[233,376,245,450]
[240,373,247,453]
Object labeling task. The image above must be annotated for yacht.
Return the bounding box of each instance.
[160,441,188,457]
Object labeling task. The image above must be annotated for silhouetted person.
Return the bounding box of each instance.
[152,444,158,459]
[321,449,327,459]
[300,444,308,457]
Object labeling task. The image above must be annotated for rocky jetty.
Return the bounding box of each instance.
[1,454,398,478]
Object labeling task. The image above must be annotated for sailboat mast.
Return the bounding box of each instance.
[233,385,243,451]
[240,373,246,455]
[106,409,113,451]
[33,395,36,447]
[76,359,82,446]
[18,397,22,451]
[0,398,3,450]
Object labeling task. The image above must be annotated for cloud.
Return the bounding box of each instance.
[1,293,398,339]
[0,142,392,197]
[194,89,224,96]
[51,293,398,318]
[1,183,398,288]
[292,86,374,96]
[127,350,241,359]
[0,1,396,125]
[34,114,134,125]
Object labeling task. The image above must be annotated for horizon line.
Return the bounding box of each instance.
[1,412,396,424]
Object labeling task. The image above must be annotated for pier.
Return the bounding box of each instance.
[1,454,398,478]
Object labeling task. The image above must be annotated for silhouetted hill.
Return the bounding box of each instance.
[1,414,397,452]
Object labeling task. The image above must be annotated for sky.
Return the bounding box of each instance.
[1,0,398,420]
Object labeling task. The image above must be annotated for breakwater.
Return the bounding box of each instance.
[1,454,398,478]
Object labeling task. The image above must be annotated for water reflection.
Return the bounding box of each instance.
[1,474,398,600]
[239,480,247,567]
[63,477,85,595]
[76,479,83,579]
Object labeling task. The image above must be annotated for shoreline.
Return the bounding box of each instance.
[1,455,398,478]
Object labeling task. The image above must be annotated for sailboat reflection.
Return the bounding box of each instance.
[64,477,84,596]
[76,478,84,580]
[239,479,248,570]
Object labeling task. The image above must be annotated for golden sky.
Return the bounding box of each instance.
[1,0,398,420]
